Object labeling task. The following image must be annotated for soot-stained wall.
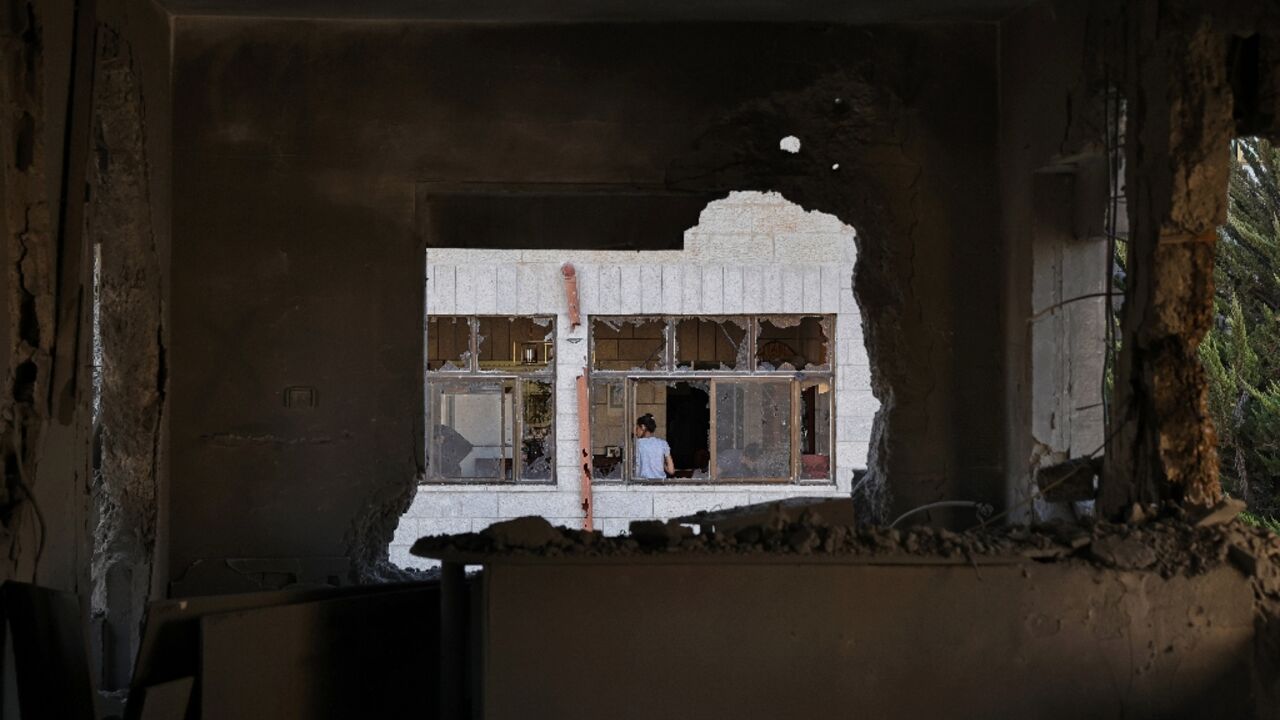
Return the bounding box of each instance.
[168,19,1001,589]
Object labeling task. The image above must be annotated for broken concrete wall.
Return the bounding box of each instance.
[662,28,1003,526]
[168,20,1003,590]
[1102,4,1235,514]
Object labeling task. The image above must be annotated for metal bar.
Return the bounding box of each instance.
[622,380,631,482]
[49,0,99,422]
[576,374,594,530]
[709,378,718,482]
[469,317,479,372]
[791,380,801,481]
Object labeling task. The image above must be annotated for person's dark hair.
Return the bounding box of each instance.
[636,414,657,433]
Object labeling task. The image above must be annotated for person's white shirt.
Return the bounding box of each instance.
[634,436,671,479]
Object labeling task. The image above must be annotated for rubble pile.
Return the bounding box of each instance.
[409,500,1280,584]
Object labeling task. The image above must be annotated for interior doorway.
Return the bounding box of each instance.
[664,382,710,476]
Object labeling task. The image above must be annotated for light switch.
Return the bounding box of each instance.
[284,386,318,409]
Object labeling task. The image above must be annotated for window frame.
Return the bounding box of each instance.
[588,315,835,485]
[424,314,556,485]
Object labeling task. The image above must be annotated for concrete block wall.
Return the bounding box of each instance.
[392,192,877,569]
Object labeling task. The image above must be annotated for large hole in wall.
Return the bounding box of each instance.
[389,192,879,571]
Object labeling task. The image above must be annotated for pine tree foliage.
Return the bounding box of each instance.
[1200,136,1280,514]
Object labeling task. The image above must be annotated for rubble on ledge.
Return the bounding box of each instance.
[410,500,1280,593]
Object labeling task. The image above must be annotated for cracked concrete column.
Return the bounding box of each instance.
[1101,8,1232,515]
[88,23,167,689]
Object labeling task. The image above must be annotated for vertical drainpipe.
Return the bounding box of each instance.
[563,264,593,531]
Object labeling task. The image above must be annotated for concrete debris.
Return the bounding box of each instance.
[481,517,569,551]
[1035,457,1100,503]
[672,497,855,535]
[628,520,693,547]
[1126,503,1149,525]
[1088,535,1157,569]
[1228,544,1257,577]
[411,503,1280,584]
[1193,498,1248,527]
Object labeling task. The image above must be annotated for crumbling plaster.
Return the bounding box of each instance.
[0,0,172,694]
[0,0,90,593]
[87,10,172,688]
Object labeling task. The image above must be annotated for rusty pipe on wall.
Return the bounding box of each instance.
[562,263,581,329]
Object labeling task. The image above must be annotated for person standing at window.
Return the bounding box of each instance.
[633,413,675,479]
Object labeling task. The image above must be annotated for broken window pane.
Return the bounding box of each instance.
[519,379,554,481]
[756,316,830,371]
[799,379,832,479]
[590,379,626,480]
[715,381,792,480]
[427,380,513,481]
[477,316,555,371]
[427,316,472,371]
[591,317,667,370]
[675,317,749,371]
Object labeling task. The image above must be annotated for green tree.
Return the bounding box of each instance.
[1201,136,1280,515]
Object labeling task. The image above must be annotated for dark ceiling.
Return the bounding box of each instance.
[154,0,1038,22]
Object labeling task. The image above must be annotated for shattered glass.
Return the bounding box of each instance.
[591,317,667,371]
[675,317,750,371]
[427,380,513,481]
[589,379,626,480]
[756,315,831,371]
[799,379,832,479]
[426,316,472,371]
[519,379,554,480]
[714,381,792,480]
[478,316,555,371]
[426,315,556,483]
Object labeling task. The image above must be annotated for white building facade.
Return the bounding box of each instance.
[391,192,876,569]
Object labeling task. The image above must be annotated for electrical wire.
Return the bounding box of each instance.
[889,500,994,530]
[10,417,46,583]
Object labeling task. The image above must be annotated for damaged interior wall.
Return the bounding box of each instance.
[999,2,1115,522]
[168,19,1002,589]
[14,0,1265,603]
[0,0,90,594]
[0,0,171,690]
[5,0,1280,706]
